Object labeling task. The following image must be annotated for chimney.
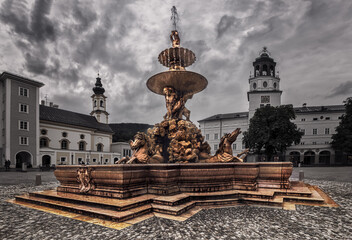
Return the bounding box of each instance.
[302,103,307,108]
[41,100,45,105]
[53,104,59,108]
[49,102,53,107]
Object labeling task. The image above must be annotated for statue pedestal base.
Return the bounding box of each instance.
[12,162,338,228]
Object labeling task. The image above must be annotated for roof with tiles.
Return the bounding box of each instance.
[198,105,345,122]
[40,105,113,133]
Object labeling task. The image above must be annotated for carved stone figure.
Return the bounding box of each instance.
[115,132,163,164]
[163,87,191,121]
[170,30,180,48]
[202,128,249,163]
[77,167,94,193]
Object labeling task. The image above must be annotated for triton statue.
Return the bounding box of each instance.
[116,6,248,164]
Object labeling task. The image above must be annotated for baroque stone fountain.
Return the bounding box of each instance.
[12,7,337,227]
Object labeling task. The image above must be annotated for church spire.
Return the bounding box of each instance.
[93,73,105,95]
[91,73,109,124]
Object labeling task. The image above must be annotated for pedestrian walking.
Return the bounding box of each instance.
[5,159,10,171]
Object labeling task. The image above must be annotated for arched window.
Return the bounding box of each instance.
[97,143,103,152]
[61,140,68,150]
[262,65,268,76]
[304,151,315,165]
[319,151,331,165]
[100,100,104,107]
[270,65,275,76]
[79,141,86,151]
[255,65,260,77]
[40,138,48,148]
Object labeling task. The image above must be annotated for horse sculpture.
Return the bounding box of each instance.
[204,128,249,163]
[115,132,163,164]
[116,127,248,164]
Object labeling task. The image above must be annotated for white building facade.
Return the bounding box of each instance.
[1,72,122,168]
[199,48,347,165]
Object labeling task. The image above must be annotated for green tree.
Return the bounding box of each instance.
[332,97,352,156]
[243,105,303,161]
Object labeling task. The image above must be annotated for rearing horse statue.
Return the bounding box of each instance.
[204,128,249,163]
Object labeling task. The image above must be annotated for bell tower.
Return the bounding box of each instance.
[91,74,109,124]
[248,47,282,119]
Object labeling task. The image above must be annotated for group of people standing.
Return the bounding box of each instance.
[4,159,11,171]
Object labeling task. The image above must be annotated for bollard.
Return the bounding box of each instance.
[22,162,27,172]
[35,174,42,186]
[299,170,304,181]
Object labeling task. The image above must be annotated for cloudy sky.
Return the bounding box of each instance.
[0,0,351,124]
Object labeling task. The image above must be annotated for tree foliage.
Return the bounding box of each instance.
[109,123,153,142]
[243,105,303,160]
[332,97,352,154]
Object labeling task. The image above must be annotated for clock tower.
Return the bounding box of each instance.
[248,47,282,119]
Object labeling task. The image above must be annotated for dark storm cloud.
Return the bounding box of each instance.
[0,0,56,42]
[329,81,352,98]
[72,0,97,32]
[0,0,351,124]
[24,52,48,74]
[30,0,56,42]
[217,15,237,38]
[0,0,59,77]
[183,40,210,59]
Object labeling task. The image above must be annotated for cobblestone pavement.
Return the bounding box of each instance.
[0,179,351,240]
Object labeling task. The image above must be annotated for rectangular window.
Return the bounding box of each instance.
[300,142,305,145]
[19,137,28,145]
[233,144,236,150]
[313,129,317,135]
[61,157,66,163]
[19,104,29,113]
[214,133,218,140]
[123,149,131,157]
[19,87,29,97]
[261,96,270,103]
[19,121,29,130]
[206,134,209,140]
[325,117,330,120]
[325,128,330,134]
[214,144,218,151]
[312,142,317,145]
[300,129,305,135]
[313,118,318,121]
[301,118,305,122]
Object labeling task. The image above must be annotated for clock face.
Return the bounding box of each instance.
[261,95,270,103]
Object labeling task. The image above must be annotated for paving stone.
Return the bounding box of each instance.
[0,179,351,239]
